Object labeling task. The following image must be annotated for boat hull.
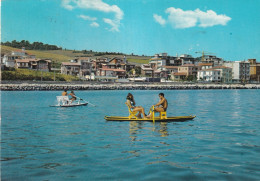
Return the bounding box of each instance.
[104,115,195,122]
[50,102,88,107]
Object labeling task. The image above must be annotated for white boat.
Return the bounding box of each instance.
[50,96,88,107]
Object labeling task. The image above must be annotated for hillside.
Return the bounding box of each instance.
[1,45,151,65]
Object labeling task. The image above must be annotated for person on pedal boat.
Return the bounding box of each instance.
[69,91,77,103]
[147,93,168,118]
[125,93,147,119]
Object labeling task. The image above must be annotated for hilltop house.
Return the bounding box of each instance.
[15,58,52,71]
[2,47,36,67]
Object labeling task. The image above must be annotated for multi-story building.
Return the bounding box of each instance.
[223,61,250,83]
[15,58,52,71]
[197,69,221,82]
[248,59,260,82]
[61,58,93,77]
[141,64,153,77]
[2,47,36,67]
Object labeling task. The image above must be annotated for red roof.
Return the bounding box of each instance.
[101,68,126,72]
[62,62,81,66]
[199,69,220,72]
[198,63,213,66]
[181,64,195,67]
[173,72,187,76]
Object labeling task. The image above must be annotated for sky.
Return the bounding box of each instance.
[1,0,260,61]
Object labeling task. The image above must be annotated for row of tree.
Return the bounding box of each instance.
[1,40,62,50]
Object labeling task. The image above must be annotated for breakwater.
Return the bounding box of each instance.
[1,82,260,91]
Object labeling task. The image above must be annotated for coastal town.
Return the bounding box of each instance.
[1,46,260,84]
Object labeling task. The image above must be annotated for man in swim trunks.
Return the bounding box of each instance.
[147,93,168,118]
[69,91,77,103]
[62,90,68,96]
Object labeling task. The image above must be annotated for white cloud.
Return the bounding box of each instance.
[78,15,97,21]
[153,14,166,26]
[154,7,231,29]
[90,22,100,27]
[61,0,124,32]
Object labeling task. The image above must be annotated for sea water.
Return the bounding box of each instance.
[1,90,260,180]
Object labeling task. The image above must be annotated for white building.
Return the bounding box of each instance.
[223,61,250,83]
[197,69,221,82]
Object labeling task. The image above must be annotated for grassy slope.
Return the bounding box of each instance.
[1,45,151,64]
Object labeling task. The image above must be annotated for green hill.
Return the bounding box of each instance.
[1,45,151,65]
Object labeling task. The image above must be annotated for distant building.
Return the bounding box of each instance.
[3,47,36,67]
[198,63,213,70]
[15,58,52,71]
[199,55,224,66]
[61,58,93,77]
[248,59,260,82]
[197,69,221,82]
[223,61,250,83]
[141,64,153,77]
[97,68,126,78]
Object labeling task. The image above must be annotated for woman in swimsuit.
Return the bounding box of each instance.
[126,93,147,119]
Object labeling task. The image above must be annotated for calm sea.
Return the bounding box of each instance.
[1,90,260,180]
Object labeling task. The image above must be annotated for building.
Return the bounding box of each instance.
[199,55,224,66]
[15,58,52,71]
[198,63,213,70]
[197,69,221,82]
[178,64,198,77]
[223,61,250,83]
[163,66,178,80]
[248,59,260,82]
[212,66,232,83]
[2,47,36,67]
[61,58,93,77]
[141,64,153,77]
[197,66,232,83]
[97,68,126,78]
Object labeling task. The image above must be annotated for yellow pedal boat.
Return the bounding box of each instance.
[104,115,196,122]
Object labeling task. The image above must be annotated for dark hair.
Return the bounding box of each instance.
[126,93,133,100]
[64,90,67,92]
[159,93,164,97]
[126,93,135,106]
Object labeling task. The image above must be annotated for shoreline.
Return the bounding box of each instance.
[1,82,260,91]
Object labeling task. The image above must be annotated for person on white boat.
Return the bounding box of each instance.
[69,91,77,103]
[125,93,147,119]
[62,90,68,96]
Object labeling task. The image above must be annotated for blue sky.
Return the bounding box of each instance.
[2,0,260,61]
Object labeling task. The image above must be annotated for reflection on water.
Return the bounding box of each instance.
[1,90,260,180]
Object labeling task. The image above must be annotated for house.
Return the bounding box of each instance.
[179,54,196,65]
[97,68,126,78]
[178,64,198,77]
[141,64,153,77]
[223,61,250,83]
[197,69,221,82]
[211,66,232,83]
[198,63,213,70]
[3,47,36,67]
[163,66,178,80]
[15,58,52,71]
[248,59,260,82]
[172,72,188,81]
[61,58,93,77]
[197,66,232,83]
[61,62,81,76]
